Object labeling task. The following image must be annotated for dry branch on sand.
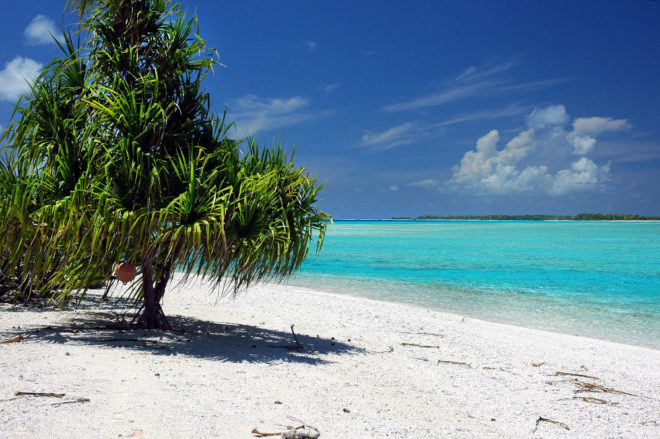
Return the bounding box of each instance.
[535,416,570,431]
[437,360,472,368]
[0,334,24,344]
[400,342,439,349]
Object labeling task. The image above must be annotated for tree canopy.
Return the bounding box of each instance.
[0,0,329,328]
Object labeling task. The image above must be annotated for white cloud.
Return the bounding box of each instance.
[550,157,610,195]
[322,83,339,93]
[570,116,630,137]
[452,129,534,183]
[389,184,399,192]
[569,135,597,155]
[231,95,313,135]
[384,60,566,112]
[360,122,417,151]
[304,40,317,51]
[24,15,62,45]
[526,104,569,128]
[384,80,499,112]
[0,56,42,102]
[449,105,620,196]
[565,116,630,155]
[407,178,441,189]
[434,104,529,127]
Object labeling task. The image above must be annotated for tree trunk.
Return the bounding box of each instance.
[134,263,172,330]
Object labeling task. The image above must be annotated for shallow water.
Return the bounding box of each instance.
[286,221,660,349]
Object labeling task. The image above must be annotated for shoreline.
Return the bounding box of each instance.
[1,276,659,438]
[280,281,660,353]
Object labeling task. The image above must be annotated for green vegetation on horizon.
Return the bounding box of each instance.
[0,0,329,328]
[394,213,660,221]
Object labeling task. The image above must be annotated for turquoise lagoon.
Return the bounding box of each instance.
[286,221,660,349]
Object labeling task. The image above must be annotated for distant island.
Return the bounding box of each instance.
[390,213,660,221]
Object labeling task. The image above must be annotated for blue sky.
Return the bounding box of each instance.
[1,1,659,218]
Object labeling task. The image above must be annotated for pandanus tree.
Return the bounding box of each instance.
[0,0,329,329]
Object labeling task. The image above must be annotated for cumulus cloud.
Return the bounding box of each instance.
[526,104,569,128]
[231,95,313,135]
[25,15,62,45]
[570,116,630,137]
[0,56,42,102]
[449,105,622,196]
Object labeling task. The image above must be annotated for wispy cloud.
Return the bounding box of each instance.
[0,56,42,102]
[24,15,63,45]
[384,79,500,112]
[433,104,530,128]
[360,122,419,151]
[304,40,317,51]
[322,83,340,93]
[231,94,315,136]
[407,178,441,189]
[385,60,566,112]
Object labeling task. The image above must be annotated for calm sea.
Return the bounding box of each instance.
[286,221,660,349]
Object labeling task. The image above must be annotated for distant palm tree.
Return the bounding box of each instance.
[0,0,329,329]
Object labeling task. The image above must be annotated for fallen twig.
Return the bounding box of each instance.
[251,428,280,437]
[571,379,640,397]
[400,331,444,337]
[1,334,24,344]
[400,342,439,348]
[437,359,471,368]
[15,392,64,398]
[535,416,570,431]
[556,371,600,380]
[51,397,90,407]
[574,396,618,405]
[531,362,546,367]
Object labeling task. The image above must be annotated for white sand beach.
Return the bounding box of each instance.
[1,276,659,438]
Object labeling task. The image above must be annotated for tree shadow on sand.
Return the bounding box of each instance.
[14,310,361,365]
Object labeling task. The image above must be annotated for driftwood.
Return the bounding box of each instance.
[400,342,439,349]
[51,397,90,407]
[574,396,618,405]
[252,423,320,439]
[571,379,640,397]
[437,360,471,368]
[556,371,600,380]
[1,334,24,344]
[535,416,570,431]
[281,428,320,439]
[400,331,444,337]
[15,392,64,398]
[269,325,304,351]
[290,325,304,351]
[251,429,281,437]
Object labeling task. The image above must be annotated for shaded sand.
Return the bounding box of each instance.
[1,275,659,438]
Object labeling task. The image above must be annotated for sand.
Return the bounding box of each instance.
[1,275,659,438]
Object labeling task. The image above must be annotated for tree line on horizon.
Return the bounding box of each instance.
[390,213,660,221]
